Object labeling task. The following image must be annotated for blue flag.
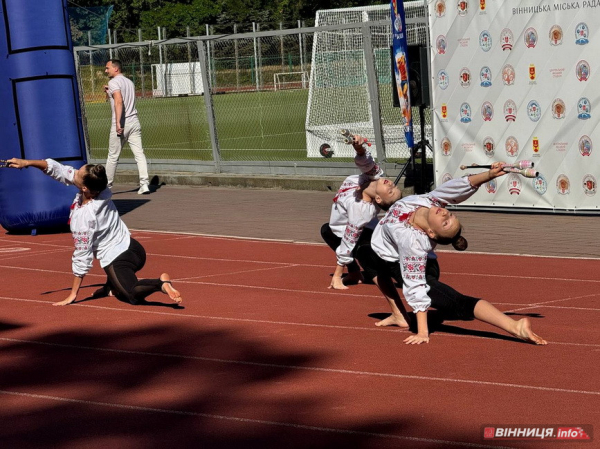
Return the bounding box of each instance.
[391,0,414,149]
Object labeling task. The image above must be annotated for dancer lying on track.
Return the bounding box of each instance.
[321,135,402,289]
[356,162,547,345]
[6,158,182,306]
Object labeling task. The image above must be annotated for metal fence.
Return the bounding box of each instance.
[74,8,431,177]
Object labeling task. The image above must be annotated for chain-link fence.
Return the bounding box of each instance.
[74,3,431,177]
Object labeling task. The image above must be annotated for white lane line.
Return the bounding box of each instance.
[130,228,295,244]
[0,247,30,253]
[0,338,598,397]
[2,296,600,348]
[129,228,600,259]
[1,235,598,281]
[0,266,104,277]
[504,293,600,313]
[176,264,300,281]
[444,271,600,284]
[0,248,71,262]
[0,390,513,449]
[0,296,399,332]
[145,252,315,267]
[177,280,384,298]
[1,260,598,314]
[0,238,71,249]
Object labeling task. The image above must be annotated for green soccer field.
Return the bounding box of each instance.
[85,89,312,162]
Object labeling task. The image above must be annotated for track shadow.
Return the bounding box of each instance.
[111,187,139,195]
[41,283,105,296]
[368,311,531,344]
[0,320,23,333]
[505,312,545,318]
[0,324,444,448]
[113,199,151,216]
[42,283,183,309]
[4,224,70,236]
[149,175,166,193]
[431,323,525,344]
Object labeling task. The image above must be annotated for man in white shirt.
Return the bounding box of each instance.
[104,59,150,194]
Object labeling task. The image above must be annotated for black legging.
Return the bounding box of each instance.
[320,223,373,273]
[103,238,164,305]
[356,243,479,320]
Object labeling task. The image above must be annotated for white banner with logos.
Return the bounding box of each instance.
[428,0,599,211]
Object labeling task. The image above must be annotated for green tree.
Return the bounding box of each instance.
[141,0,222,36]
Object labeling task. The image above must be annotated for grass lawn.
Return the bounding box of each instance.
[85,89,311,161]
[84,87,412,163]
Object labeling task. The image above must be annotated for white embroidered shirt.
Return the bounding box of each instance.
[44,159,131,277]
[371,177,478,312]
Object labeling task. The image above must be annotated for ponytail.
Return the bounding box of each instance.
[434,227,468,251]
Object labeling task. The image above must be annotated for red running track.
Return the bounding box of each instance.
[0,230,599,448]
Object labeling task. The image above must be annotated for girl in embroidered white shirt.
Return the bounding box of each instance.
[6,158,182,306]
[357,162,546,345]
[321,135,403,289]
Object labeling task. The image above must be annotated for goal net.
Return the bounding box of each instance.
[274,71,308,91]
[305,2,427,158]
[152,62,204,97]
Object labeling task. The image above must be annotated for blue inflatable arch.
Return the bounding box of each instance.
[0,0,87,232]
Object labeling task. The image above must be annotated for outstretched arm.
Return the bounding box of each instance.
[467,161,507,188]
[6,158,48,171]
[8,158,78,187]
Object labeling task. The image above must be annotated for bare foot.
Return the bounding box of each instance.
[513,318,547,345]
[344,272,364,285]
[160,273,182,304]
[92,285,114,298]
[375,314,409,328]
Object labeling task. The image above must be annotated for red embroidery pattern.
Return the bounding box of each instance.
[73,231,91,251]
[333,181,359,203]
[67,197,83,225]
[341,223,361,250]
[402,255,427,281]
[379,203,412,225]
[430,197,444,207]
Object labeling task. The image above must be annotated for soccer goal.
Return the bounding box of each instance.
[274,71,308,91]
[151,62,204,97]
[305,2,427,158]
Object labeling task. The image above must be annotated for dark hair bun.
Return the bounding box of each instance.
[90,165,106,177]
[452,235,468,251]
[83,164,108,194]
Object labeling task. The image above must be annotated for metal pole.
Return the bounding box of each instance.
[138,29,145,98]
[234,23,239,92]
[197,41,221,173]
[361,24,386,162]
[257,23,262,89]
[113,30,117,59]
[302,20,307,87]
[158,26,162,63]
[108,28,112,59]
[280,22,284,69]
[252,22,259,91]
[205,24,212,90]
[88,31,95,95]
[187,26,195,94]
[297,20,303,72]
[162,27,168,96]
